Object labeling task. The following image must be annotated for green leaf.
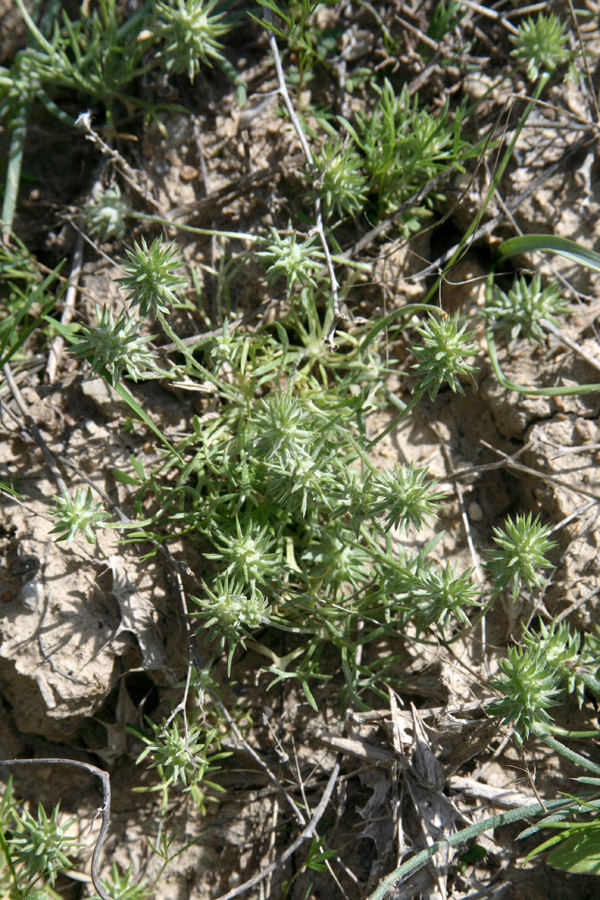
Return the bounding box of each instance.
[498,234,600,273]
[51,315,181,461]
[0,481,23,499]
[112,379,182,462]
[113,468,142,486]
[0,266,62,368]
[302,679,319,713]
[546,828,600,874]
[305,835,336,871]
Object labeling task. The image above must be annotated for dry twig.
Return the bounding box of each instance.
[0,757,113,900]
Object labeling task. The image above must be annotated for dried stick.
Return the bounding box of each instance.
[45,229,84,383]
[74,112,162,214]
[480,440,600,503]
[541,317,600,375]
[2,362,67,495]
[210,688,307,827]
[211,754,342,900]
[164,557,308,827]
[567,0,600,126]
[0,757,113,900]
[458,0,519,34]
[265,26,342,332]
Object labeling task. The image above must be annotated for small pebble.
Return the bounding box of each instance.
[180,165,198,182]
[467,501,484,523]
[83,419,99,435]
[20,580,42,611]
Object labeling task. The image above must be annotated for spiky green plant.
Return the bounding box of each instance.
[9,802,79,886]
[521,619,588,704]
[71,304,161,386]
[341,79,475,223]
[50,487,108,544]
[257,227,321,293]
[156,0,230,80]
[412,564,482,630]
[312,137,368,218]
[118,237,187,318]
[511,13,570,81]
[410,312,480,400]
[489,645,562,742]
[205,517,281,585]
[191,576,271,660]
[132,715,229,813]
[484,274,569,343]
[368,464,444,533]
[100,862,152,900]
[83,185,129,241]
[485,513,556,601]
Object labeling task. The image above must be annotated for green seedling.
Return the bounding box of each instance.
[131,715,229,814]
[489,645,563,743]
[257,227,322,293]
[83,185,129,241]
[71,304,161,386]
[485,512,556,601]
[100,862,152,900]
[311,136,368,219]
[8,801,79,888]
[511,12,571,81]
[118,237,187,319]
[50,487,109,545]
[340,79,476,225]
[484,273,569,344]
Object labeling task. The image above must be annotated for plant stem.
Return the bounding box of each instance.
[535,729,600,777]
[366,795,577,900]
[0,826,23,900]
[367,391,423,448]
[486,327,600,396]
[131,212,259,243]
[422,73,551,307]
[1,100,29,240]
[575,669,600,698]
[15,0,54,53]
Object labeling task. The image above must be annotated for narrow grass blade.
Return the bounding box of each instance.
[0,262,64,367]
[498,234,600,273]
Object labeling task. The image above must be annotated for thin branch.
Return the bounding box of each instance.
[45,230,84,383]
[265,27,342,331]
[480,440,600,504]
[567,0,600,126]
[541,317,600,376]
[2,362,68,495]
[210,754,342,900]
[210,689,307,827]
[74,113,162,214]
[164,554,308,828]
[0,758,113,900]
[458,0,519,35]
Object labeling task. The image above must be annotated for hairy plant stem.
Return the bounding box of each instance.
[0,825,23,900]
[1,101,29,240]
[535,729,600,777]
[366,794,583,900]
